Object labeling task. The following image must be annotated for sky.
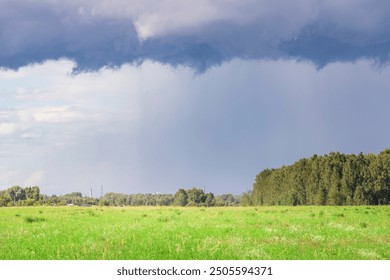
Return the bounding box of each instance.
[1,0,390,196]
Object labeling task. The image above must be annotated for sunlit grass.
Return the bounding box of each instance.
[0,206,389,260]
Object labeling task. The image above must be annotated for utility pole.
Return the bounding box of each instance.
[100,186,104,198]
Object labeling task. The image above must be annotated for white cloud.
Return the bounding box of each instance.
[0,169,18,186]
[0,68,24,79]
[0,122,17,135]
[0,58,193,155]
[20,133,40,140]
[32,106,88,123]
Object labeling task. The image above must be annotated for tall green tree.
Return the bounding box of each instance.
[186,188,206,205]
[173,189,188,206]
[240,191,252,206]
[205,192,216,207]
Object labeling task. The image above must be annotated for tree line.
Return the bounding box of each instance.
[0,187,99,207]
[0,186,240,207]
[251,149,390,206]
[89,188,240,207]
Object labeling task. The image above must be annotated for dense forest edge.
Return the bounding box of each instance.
[252,149,390,206]
[1,149,389,207]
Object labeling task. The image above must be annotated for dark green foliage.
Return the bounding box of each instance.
[205,192,216,207]
[215,193,240,206]
[0,186,100,207]
[0,194,10,207]
[24,186,40,201]
[185,201,199,207]
[174,188,216,207]
[0,185,231,207]
[173,189,188,206]
[0,186,40,206]
[240,191,252,206]
[252,149,390,206]
[186,188,207,204]
[24,216,46,223]
[101,192,174,206]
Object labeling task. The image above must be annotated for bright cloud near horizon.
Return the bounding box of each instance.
[1,0,390,196]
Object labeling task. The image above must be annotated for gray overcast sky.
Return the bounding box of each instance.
[1,0,390,196]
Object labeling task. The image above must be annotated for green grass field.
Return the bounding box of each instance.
[0,206,389,260]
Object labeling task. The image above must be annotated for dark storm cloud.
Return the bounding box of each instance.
[1,0,390,71]
[280,22,390,68]
[0,1,139,71]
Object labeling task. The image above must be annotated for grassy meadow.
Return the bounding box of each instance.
[0,206,389,260]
